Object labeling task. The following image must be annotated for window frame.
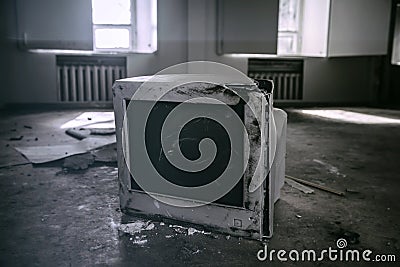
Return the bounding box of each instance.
[277,0,302,56]
[91,0,136,52]
[391,4,400,65]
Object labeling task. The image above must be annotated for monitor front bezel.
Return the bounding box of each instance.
[113,76,272,240]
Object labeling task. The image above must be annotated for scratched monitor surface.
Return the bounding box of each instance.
[126,99,245,207]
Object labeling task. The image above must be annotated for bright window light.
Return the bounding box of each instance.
[391,4,400,65]
[278,33,298,55]
[92,0,131,25]
[279,0,299,32]
[90,0,157,53]
[300,110,400,124]
[227,54,278,58]
[94,28,130,49]
[278,0,300,55]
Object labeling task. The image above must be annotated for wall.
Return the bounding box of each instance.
[0,0,57,105]
[187,0,248,73]
[216,0,279,54]
[0,0,189,105]
[126,0,188,76]
[381,0,400,106]
[303,57,377,103]
[0,0,10,107]
[15,0,93,50]
[187,0,379,104]
[301,0,330,57]
[328,0,391,57]
[0,0,385,105]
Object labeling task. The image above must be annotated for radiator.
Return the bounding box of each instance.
[248,72,301,100]
[248,59,303,100]
[56,56,127,102]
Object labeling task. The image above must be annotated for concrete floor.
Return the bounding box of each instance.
[0,108,399,266]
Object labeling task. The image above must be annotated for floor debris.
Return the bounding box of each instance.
[169,224,211,236]
[118,220,155,236]
[145,223,155,231]
[60,112,115,129]
[89,244,105,251]
[285,178,314,194]
[9,136,23,141]
[62,153,95,170]
[14,136,116,164]
[132,239,147,246]
[91,144,117,163]
[65,128,91,140]
[131,236,148,246]
[187,228,198,236]
[286,175,345,196]
[181,245,202,258]
[171,225,187,234]
[89,128,115,135]
[192,249,200,254]
[66,128,116,140]
[1,108,398,265]
[345,188,360,194]
[332,228,360,244]
[313,159,346,177]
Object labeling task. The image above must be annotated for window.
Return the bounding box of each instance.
[91,0,158,53]
[392,4,400,65]
[278,0,301,55]
[17,0,157,54]
[91,0,157,53]
[92,0,133,51]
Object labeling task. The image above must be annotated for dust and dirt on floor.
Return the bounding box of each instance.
[0,108,399,266]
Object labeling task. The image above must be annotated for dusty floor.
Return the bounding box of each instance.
[0,108,399,266]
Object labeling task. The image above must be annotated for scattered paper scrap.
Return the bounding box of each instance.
[15,136,116,164]
[60,112,115,129]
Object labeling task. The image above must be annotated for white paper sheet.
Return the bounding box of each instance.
[15,136,116,164]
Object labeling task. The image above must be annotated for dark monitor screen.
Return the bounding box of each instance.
[126,99,245,207]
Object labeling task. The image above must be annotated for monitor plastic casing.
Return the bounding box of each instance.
[113,75,286,240]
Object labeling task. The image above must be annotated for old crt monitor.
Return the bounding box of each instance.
[113,74,286,240]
